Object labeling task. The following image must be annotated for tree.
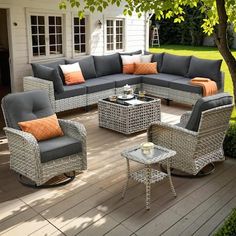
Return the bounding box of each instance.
[60,0,236,103]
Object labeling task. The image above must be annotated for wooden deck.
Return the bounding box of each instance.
[0,101,235,236]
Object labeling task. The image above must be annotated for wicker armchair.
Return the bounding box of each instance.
[148,93,234,176]
[2,90,87,187]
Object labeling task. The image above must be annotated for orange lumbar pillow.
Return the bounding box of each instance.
[134,62,158,75]
[18,114,64,141]
[60,62,85,85]
[121,55,141,74]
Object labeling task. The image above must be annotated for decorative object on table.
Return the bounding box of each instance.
[108,95,118,102]
[121,145,177,210]
[139,90,146,98]
[98,96,161,135]
[123,84,133,97]
[1,90,87,188]
[148,93,234,177]
[140,142,154,156]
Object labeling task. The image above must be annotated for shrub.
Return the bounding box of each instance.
[214,208,236,236]
[223,122,236,158]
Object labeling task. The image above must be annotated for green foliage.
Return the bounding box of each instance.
[223,122,236,158]
[155,5,204,46]
[214,208,236,236]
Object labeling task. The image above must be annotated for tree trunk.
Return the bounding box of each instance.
[214,0,236,105]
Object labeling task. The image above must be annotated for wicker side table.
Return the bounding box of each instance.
[121,145,177,210]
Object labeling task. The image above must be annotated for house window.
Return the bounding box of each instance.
[30,14,63,58]
[106,19,124,52]
[73,17,86,54]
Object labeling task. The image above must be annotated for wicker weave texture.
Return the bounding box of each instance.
[87,89,115,105]
[98,98,161,134]
[148,104,233,175]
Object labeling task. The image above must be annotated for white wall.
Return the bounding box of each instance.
[0,0,146,92]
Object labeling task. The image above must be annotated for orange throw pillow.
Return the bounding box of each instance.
[134,62,158,75]
[18,114,64,141]
[60,63,85,85]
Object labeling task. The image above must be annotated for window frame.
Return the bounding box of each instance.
[27,10,64,62]
[72,14,88,57]
[105,18,125,53]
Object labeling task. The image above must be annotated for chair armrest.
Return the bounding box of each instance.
[4,127,41,166]
[147,121,198,147]
[179,111,192,127]
[23,76,56,110]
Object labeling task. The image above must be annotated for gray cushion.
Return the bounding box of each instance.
[93,53,122,77]
[161,53,191,76]
[144,51,164,71]
[100,74,141,87]
[85,78,115,94]
[169,78,203,94]
[55,84,86,100]
[39,135,82,163]
[186,93,233,132]
[187,56,223,89]
[1,90,54,130]
[65,56,97,80]
[41,59,66,83]
[119,50,142,55]
[142,73,183,87]
[31,64,64,93]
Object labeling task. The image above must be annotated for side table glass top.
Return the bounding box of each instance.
[121,145,176,164]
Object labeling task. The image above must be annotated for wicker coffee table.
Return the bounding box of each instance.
[121,145,177,210]
[98,95,161,134]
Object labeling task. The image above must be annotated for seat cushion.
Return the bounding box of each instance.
[1,90,54,130]
[142,73,184,87]
[85,78,115,94]
[100,74,141,87]
[144,51,164,72]
[31,64,64,93]
[187,56,222,89]
[55,84,86,100]
[169,78,203,94]
[185,93,233,132]
[93,53,122,77]
[161,53,191,76]
[66,56,97,80]
[39,135,82,163]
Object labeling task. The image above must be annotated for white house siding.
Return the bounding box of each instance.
[0,0,146,92]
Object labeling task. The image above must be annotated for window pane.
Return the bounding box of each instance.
[31,16,37,25]
[74,26,79,34]
[80,18,85,25]
[75,45,80,53]
[32,47,39,56]
[39,35,45,45]
[32,36,38,46]
[81,44,85,52]
[49,26,55,33]
[50,35,55,44]
[81,35,85,43]
[31,26,37,34]
[56,17,61,25]
[57,45,62,54]
[57,35,62,44]
[38,26,44,34]
[74,17,79,25]
[56,26,62,33]
[74,35,80,44]
[50,45,56,53]
[38,16,44,25]
[49,16,55,25]
[81,26,85,33]
[39,46,46,55]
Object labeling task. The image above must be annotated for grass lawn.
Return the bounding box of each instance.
[150,45,236,120]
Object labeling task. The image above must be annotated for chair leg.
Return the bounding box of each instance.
[18,171,75,188]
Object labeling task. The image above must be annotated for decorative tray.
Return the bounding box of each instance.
[117,94,134,100]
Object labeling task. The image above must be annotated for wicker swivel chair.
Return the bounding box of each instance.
[148,93,234,176]
[1,90,87,187]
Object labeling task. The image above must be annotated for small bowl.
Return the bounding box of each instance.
[109,95,117,102]
[140,142,154,156]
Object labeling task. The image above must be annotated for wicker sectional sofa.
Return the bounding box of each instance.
[23,51,224,112]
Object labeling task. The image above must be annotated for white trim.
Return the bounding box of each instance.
[104,17,125,54]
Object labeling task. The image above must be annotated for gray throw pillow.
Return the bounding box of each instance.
[66,56,97,79]
[93,53,122,77]
[31,64,64,93]
[144,51,164,71]
[161,53,191,76]
[187,56,223,89]
[185,93,233,132]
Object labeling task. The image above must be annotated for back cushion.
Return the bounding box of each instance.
[119,50,142,56]
[185,93,233,132]
[144,51,164,72]
[93,53,122,77]
[187,56,223,89]
[1,90,54,130]
[66,56,97,79]
[31,64,64,93]
[161,53,191,76]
